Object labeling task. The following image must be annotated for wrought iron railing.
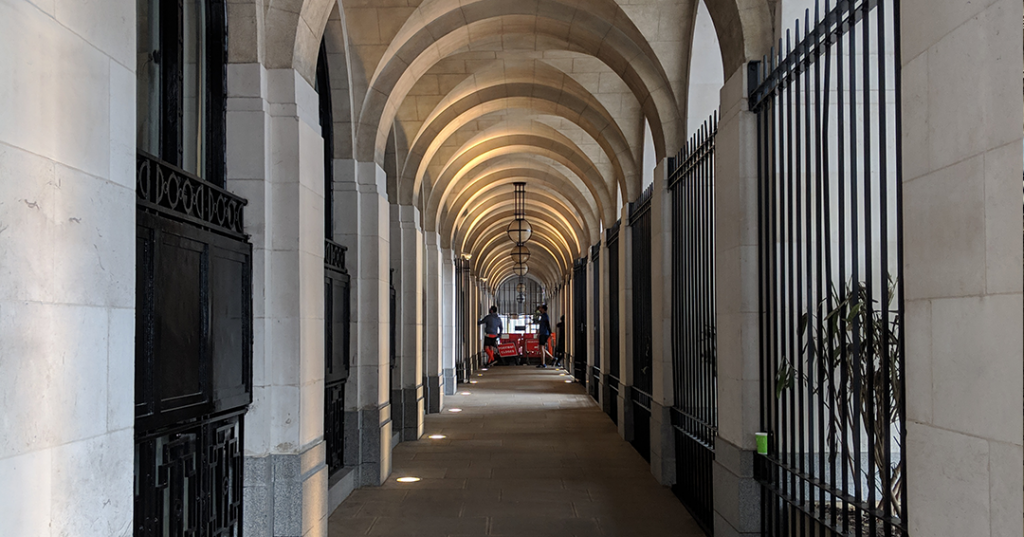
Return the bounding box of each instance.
[750,0,906,535]
[137,151,247,239]
[628,184,654,461]
[606,220,621,424]
[668,113,719,536]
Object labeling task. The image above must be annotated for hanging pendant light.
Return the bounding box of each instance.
[510,244,530,264]
[506,182,533,244]
[512,263,528,276]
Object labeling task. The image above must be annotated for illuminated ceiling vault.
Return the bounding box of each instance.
[301,0,769,289]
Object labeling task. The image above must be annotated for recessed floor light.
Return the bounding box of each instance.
[396,477,421,483]
[469,380,478,384]
[428,434,446,439]
[460,392,471,395]
[565,380,573,383]
[448,408,462,413]
[481,368,489,371]
[476,373,483,377]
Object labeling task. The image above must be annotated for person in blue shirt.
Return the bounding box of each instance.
[477,305,503,365]
[534,304,552,368]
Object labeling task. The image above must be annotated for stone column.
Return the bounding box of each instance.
[900,1,1023,534]
[333,157,392,488]
[0,2,135,534]
[648,158,676,485]
[390,205,424,441]
[712,65,762,537]
[441,250,457,396]
[232,67,329,537]
[617,205,632,437]
[423,233,444,412]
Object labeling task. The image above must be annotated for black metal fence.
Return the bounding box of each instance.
[749,0,906,535]
[324,240,351,475]
[669,114,719,536]
[572,257,588,383]
[605,220,621,424]
[629,185,654,461]
[589,243,601,401]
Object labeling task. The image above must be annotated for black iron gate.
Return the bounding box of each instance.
[750,1,906,535]
[135,153,252,537]
[324,240,351,475]
[628,185,653,462]
[390,269,398,414]
[572,257,588,383]
[589,243,601,401]
[605,220,621,424]
[669,114,719,535]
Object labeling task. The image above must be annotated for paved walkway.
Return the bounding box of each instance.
[327,365,704,537]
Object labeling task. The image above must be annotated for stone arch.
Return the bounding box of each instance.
[354,0,683,171]
[423,123,615,230]
[458,203,584,259]
[438,170,600,247]
[397,62,639,204]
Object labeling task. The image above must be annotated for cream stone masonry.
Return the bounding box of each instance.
[0,1,135,535]
[390,204,426,441]
[648,157,675,486]
[901,0,1024,535]
[441,249,457,396]
[423,231,446,412]
[333,158,393,488]
[711,65,762,537]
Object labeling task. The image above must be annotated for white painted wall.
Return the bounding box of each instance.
[0,1,135,534]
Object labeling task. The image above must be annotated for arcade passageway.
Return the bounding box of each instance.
[329,366,703,537]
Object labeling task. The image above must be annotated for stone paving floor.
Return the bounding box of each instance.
[327,365,705,537]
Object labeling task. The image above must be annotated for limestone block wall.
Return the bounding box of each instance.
[901,0,1024,534]
[0,1,136,534]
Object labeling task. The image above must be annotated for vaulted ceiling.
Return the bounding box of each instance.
[302,0,771,289]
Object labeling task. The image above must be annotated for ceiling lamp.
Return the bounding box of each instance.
[510,244,530,264]
[513,263,528,276]
[506,182,533,244]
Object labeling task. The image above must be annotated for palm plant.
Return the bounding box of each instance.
[777,276,903,516]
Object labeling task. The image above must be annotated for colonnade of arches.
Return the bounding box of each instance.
[0,0,1017,536]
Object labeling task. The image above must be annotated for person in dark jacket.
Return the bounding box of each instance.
[478,305,503,365]
[534,304,552,368]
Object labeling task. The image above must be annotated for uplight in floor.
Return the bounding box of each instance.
[470,380,478,384]
[460,392,472,395]
[565,380,573,383]
[396,477,421,483]
[448,408,463,413]
[428,434,447,440]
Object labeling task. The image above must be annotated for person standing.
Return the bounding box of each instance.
[477,305,503,366]
[534,304,552,368]
[554,315,565,368]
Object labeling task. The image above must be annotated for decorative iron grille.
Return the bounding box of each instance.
[137,151,247,239]
[668,113,719,536]
[749,0,906,535]
[324,239,351,476]
[628,185,654,461]
[135,147,253,537]
[134,411,244,537]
